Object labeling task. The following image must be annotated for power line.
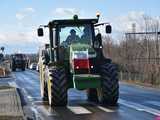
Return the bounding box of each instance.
[125,31,160,35]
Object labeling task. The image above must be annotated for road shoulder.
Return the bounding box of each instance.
[0,85,25,120]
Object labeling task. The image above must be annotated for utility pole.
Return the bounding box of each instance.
[132,23,136,41]
[155,20,159,64]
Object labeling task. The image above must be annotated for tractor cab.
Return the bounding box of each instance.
[38,15,112,65]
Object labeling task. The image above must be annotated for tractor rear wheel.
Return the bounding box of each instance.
[99,63,119,106]
[47,67,68,107]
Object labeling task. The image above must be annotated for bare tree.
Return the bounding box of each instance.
[103,14,160,86]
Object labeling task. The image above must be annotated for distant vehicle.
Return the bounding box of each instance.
[0,53,4,63]
[11,54,26,71]
[29,63,37,70]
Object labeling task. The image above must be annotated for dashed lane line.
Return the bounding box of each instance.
[8,81,19,88]
[119,99,160,116]
[21,88,35,102]
[97,106,115,113]
[30,106,42,120]
[36,106,58,116]
[34,103,116,116]
[145,101,160,107]
[8,81,37,101]
[67,106,92,114]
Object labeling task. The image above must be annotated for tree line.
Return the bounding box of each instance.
[103,14,160,87]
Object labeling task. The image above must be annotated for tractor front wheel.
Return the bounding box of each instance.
[47,67,68,107]
[99,63,119,106]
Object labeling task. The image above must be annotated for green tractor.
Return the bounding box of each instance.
[37,14,119,107]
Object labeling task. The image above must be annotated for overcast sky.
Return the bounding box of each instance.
[0,0,159,53]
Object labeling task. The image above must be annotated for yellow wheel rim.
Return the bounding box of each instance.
[48,79,52,105]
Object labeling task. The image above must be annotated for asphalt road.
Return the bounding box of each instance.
[8,70,160,120]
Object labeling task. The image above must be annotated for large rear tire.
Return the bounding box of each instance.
[47,67,68,107]
[99,63,119,106]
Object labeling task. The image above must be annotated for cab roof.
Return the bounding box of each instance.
[49,19,98,28]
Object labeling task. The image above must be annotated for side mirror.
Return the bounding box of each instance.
[1,47,5,52]
[105,25,112,34]
[37,28,44,37]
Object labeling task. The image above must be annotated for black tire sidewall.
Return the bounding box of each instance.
[100,63,119,105]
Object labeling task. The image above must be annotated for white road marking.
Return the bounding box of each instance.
[119,99,160,116]
[8,81,19,88]
[21,88,34,101]
[119,99,143,110]
[146,101,160,107]
[120,91,129,94]
[22,88,29,95]
[67,106,92,114]
[11,73,16,79]
[28,96,41,100]
[37,106,57,116]
[97,106,115,113]
[30,106,42,119]
[26,95,37,101]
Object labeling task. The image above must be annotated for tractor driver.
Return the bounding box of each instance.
[81,26,91,44]
[65,29,80,45]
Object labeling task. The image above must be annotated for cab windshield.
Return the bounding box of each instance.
[59,24,93,47]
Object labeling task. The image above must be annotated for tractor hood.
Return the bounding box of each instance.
[69,43,97,74]
[70,43,95,54]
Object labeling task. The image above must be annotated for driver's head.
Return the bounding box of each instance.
[83,26,90,35]
[70,29,76,36]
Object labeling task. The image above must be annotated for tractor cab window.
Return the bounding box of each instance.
[59,24,93,47]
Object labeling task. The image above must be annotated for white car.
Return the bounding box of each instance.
[29,63,37,70]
